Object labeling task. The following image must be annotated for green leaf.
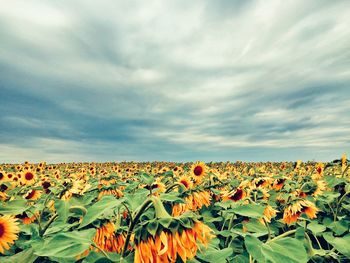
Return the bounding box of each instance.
[83,250,120,263]
[328,220,349,235]
[124,188,149,211]
[245,235,308,263]
[147,220,159,236]
[307,221,326,234]
[33,229,96,259]
[0,199,29,215]
[323,233,350,258]
[160,193,184,203]
[139,173,154,185]
[1,248,37,263]
[55,199,71,223]
[196,247,233,263]
[232,204,265,218]
[79,196,122,229]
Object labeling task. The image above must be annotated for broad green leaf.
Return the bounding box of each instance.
[307,221,326,234]
[79,196,122,229]
[55,199,71,223]
[323,233,350,258]
[245,235,308,263]
[33,229,96,259]
[1,248,37,263]
[160,192,184,203]
[328,220,349,235]
[232,204,265,218]
[0,199,29,215]
[196,247,233,263]
[124,188,149,211]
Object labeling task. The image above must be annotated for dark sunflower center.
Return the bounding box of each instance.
[42,181,51,189]
[0,173,3,180]
[25,172,34,180]
[231,189,243,201]
[180,180,189,188]
[0,223,4,237]
[193,166,203,176]
[25,190,36,200]
[317,167,322,174]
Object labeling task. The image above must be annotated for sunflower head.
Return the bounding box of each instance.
[222,188,246,202]
[22,171,37,186]
[282,200,318,224]
[178,175,193,189]
[190,161,207,184]
[0,216,20,254]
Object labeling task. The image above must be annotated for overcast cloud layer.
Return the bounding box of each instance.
[0,0,349,163]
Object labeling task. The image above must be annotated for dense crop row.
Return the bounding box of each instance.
[0,155,349,262]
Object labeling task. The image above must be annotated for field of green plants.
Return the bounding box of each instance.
[0,156,349,262]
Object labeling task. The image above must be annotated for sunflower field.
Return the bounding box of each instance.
[0,155,349,263]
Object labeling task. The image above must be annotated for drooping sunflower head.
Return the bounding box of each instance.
[0,215,20,254]
[282,200,318,224]
[190,161,207,184]
[134,217,214,263]
[222,188,246,202]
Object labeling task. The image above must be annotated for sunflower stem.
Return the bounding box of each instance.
[263,218,271,241]
[334,191,350,221]
[92,242,112,260]
[267,229,297,243]
[165,182,182,193]
[121,198,153,257]
[40,213,58,236]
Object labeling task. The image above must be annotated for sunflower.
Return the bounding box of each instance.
[222,188,246,202]
[0,216,20,254]
[282,200,318,224]
[177,176,193,190]
[341,153,347,173]
[94,222,128,253]
[24,190,42,201]
[15,212,37,225]
[134,221,214,263]
[260,205,278,224]
[273,178,286,191]
[172,190,211,216]
[98,188,124,200]
[312,180,326,197]
[314,163,324,179]
[0,171,6,183]
[190,161,207,184]
[22,171,36,186]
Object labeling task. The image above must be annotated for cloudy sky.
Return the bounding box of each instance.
[0,0,349,163]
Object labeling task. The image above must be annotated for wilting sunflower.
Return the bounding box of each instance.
[0,216,20,254]
[94,222,128,253]
[260,205,278,224]
[190,161,207,184]
[134,221,214,263]
[172,190,211,216]
[98,188,124,200]
[15,212,38,225]
[222,188,246,202]
[283,200,318,224]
